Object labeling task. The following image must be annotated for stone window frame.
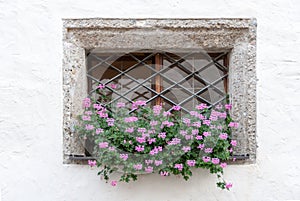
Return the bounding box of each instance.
[62,18,257,164]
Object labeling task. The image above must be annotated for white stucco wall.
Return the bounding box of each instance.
[0,0,299,201]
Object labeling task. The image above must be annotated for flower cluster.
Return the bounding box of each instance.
[76,84,238,190]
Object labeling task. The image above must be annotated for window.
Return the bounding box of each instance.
[63,18,256,164]
[86,50,228,113]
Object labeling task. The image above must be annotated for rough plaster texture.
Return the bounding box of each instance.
[0,0,300,201]
[62,18,256,163]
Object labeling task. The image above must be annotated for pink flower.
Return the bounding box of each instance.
[182,146,191,153]
[168,138,181,145]
[190,111,198,116]
[117,102,125,108]
[172,105,181,111]
[225,182,233,189]
[96,128,104,134]
[215,104,223,110]
[193,122,201,128]
[160,171,169,176]
[97,84,105,89]
[106,118,115,126]
[110,83,117,89]
[161,121,174,128]
[225,104,232,110]
[220,162,227,168]
[111,180,117,187]
[82,116,91,121]
[148,138,156,144]
[135,145,144,152]
[120,154,128,161]
[192,129,199,135]
[187,160,196,167]
[93,104,102,110]
[196,135,203,140]
[83,98,91,108]
[202,156,211,162]
[219,112,227,119]
[145,160,153,165]
[85,124,94,130]
[124,116,138,123]
[203,120,211,126]
[212,158,220,164]
[228,122,239,128]
[197,144,205,150]
[153,105,162,115]
[204,148,213,153]
[174,164,183,171]
[136,137,146,143]
[196,103,207,110]
[85,111,92,115]
[154,160,163,166]
[149,147,162,155]
[88,160,96,167]
[150,120,158,126]
[203,132,211,137]
[219,133,228,140]
[180,130,187,136]
[109,146,115,151]
[132,100,146,110]
[125,127,134,133]
[163,111,171,116]
[231,140,237,146]
[185,135,193,140]
[145,166,153,173]
[137,127,146,133]
[98,112,108,118]
[158,132,166,139]
[99,142,109,148]
[133,164,143,170]
[182,118,191,125]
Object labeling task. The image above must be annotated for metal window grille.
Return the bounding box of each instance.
[86,50,229,113]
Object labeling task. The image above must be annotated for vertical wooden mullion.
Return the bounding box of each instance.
[155,53,163,105]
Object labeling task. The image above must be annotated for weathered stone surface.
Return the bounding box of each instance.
[63,18,257,163]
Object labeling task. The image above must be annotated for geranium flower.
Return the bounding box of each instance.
[219,133,228,140]
[174,164,183,171]
[204,148,213,153]
[196,103,207,110]
[83,98,91,108]
[145,166,153,173]
[172,105,181,111]
[99,142,109,148]
[135,145,144,152]
[117,102,125,108]
[187,160,196,167]
[225,104,232,110]
[231,140,237,146]
[133,164,143,170]
[220,162,227,168]
[154,160,162,166]
[82,116,91,121]
[228,122,239,128]
[225,182,233,189]
[211,158,220,164]
[120,154,128,161]
[202,156,211,162]
[85,124,94,130]
[97,84,105,89]
[111,180,117,186]
[88,160,97,167]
